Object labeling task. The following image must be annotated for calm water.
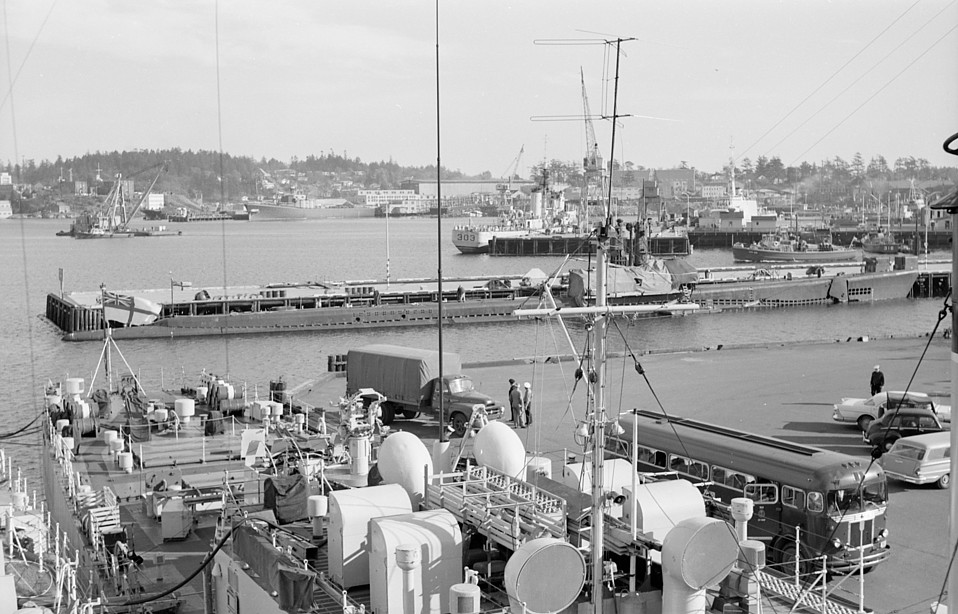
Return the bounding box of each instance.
[1,217,949,475]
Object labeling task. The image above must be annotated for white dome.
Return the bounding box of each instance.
[473,421,526,478]
[377,432,433,507]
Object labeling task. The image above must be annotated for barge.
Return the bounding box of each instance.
[46,271,553,342]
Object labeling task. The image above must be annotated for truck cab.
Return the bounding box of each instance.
[432,375,504,436]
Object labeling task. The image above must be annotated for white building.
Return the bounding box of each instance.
[358,189,425,206]
[0,200,12,219]
[701,182,726,199]
[145,193,165,210]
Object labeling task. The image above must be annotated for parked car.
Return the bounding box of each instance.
[864,406,947,451]
[833,391,951,432]
[879,432,951,489]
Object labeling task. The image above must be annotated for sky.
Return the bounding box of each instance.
[2,0,957,178]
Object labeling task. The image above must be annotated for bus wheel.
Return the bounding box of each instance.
[380,403,396,425]
[401,410,421,419]
[775,540,811,577]
[937,473,951,489]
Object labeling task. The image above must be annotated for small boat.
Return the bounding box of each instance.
[732,232,859,263]
[861,229,911,255]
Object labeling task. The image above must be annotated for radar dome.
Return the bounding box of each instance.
[473,421,525,477]
[377,432,433,506]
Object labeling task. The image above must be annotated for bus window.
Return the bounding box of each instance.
[710,467,752,491]
[689,460,709,480]
[669,455,708,480]
[733,472,755,490]
[807,491,824,512]
[638,446,666,469]
[670,454,692,475]
[745,483,778,504]
[782,485,805,509]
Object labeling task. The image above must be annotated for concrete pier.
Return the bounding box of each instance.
[298,334,953,613]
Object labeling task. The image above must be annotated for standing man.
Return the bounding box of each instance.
[522,382,533,426]
[870,365,885,396]
[508,379,523,427]
[636,230,649,265]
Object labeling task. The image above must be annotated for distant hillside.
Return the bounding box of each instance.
[9,148,474,202]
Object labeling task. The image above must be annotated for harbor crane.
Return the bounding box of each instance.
[581,68,607,223]
[497,145,524,208]
[120,161,169,230]
[91,160,168,233]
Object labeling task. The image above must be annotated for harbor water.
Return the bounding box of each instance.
[1,217,950,476]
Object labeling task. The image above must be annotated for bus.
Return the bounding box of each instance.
[606,409,891,573]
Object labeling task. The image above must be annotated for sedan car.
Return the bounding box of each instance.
[864,406,947,451]
[833,391,951,432]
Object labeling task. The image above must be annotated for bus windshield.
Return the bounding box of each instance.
[827,481,887,513]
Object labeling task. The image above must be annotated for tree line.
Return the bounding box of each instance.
[6,148,955,206]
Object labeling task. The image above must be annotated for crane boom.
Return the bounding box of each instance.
[122,162,169,229]
[581,67,601,175]
[581,69,605,224]
[509,145,524,190]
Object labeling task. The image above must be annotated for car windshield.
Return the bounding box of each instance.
[827,481,887,513]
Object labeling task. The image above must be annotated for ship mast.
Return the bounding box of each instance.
[515,38,698,613]
[589,38,629,614]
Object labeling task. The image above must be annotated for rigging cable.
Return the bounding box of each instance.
[120,515,250,607]
[0,0,57,113]
[736,0,924,163]
[213,0,231,376]
[771,2,957,164]
[802,289,952,596]
[0,410,44,439]
[608,316,806,612]
[790,22,958,166]
[4,0,44,468]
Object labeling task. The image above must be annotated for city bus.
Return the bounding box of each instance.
[606,409,891,573]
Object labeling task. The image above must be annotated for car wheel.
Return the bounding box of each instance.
[937,473,951,489]
[882,435,900,452]
[857,415,873,432]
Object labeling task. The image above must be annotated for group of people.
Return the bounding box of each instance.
[508,378,533,428]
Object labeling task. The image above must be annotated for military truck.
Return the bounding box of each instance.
[345,344,504,436]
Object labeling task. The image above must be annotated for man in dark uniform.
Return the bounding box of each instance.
[870,365,885,396]
[508,379,522,426]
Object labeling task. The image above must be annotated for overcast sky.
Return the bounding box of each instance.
[2,1,956,178]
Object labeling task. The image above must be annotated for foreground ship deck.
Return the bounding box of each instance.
[38,387,874,614]
[18,333,934,613]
